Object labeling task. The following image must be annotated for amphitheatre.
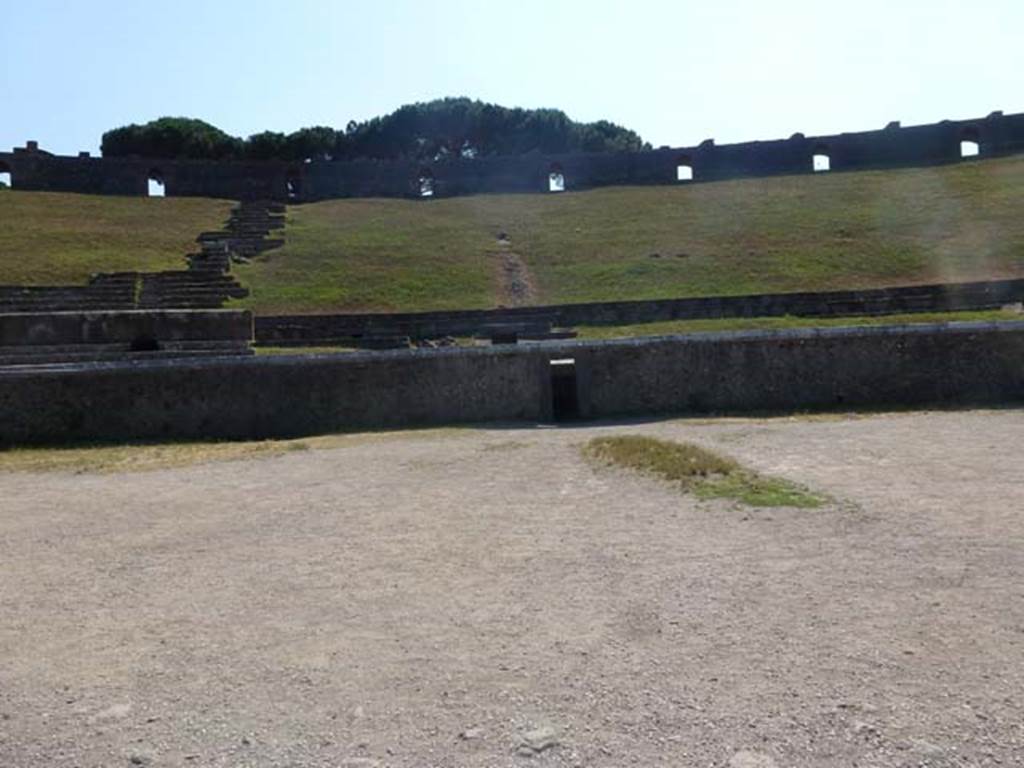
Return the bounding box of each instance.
[2,103,1024,767]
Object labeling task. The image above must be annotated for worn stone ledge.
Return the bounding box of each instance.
[0,309,253,347]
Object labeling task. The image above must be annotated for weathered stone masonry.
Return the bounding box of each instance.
[2,111,1022,202]
[2,321,1021,445]
[254,278,1024,347]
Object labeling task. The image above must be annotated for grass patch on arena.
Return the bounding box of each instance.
[583,435,824,508]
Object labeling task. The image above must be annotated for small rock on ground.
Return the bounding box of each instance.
[516,725,559,756]
[728,750,778,768]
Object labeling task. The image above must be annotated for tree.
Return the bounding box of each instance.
[101,117,243,160]
[245,131,288,161]
[100,99,648,162]
[282,126,337,162]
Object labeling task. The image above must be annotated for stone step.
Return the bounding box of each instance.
[256,335,412,350]
[89,273,140,283]
[0,290,134,298]
[139,294,247,304]
[227,225,276,233]
[139,290,247,300]
[0,340,249,356]
[139,287,247,296]
[140,287,246,298]
[140,288,246,297]
[0,303,136,311]
[0,306,136,314]
[145,276,245,285]
[0,285,133,295]
[137,297,228,304]
[0,295,133,304]
[140,274,241,284]
[0,346,254,367]
[137,301,236,310]
[139,295,245,303]
[0,297,131,304]
[233,218,284,227]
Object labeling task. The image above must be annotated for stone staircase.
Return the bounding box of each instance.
[138,272,249,309]
[191,201,285,270]
[0,273,138,313]
[0,200,284,313]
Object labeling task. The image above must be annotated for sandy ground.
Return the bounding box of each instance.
[1,409,1023,767]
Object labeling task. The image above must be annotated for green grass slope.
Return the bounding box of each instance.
[234,198,499,313]
[0,190,233,285]
[3,155,1024,311]
[234,155,1024,313]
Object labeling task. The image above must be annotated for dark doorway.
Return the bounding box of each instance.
[551,358,579,421]
[129,335,161,352]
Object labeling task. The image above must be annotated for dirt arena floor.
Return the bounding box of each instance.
[2,409,1022,767]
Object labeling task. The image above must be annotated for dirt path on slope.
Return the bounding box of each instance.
[494,234,537,306]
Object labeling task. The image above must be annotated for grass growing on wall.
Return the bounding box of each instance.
[573,308,1024,340]
[0,191,233,285]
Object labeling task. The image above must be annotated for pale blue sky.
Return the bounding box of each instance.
[2,0,1021,156]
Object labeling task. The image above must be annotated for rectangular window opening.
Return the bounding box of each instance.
[960,141,980,158]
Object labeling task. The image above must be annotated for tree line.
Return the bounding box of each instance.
[100,98,650,162]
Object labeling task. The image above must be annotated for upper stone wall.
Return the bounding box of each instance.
[2,110,1021,202]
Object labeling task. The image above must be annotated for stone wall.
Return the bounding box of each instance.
[254,279,1024,345]
[0,344,548,444]
[570,322,1024,418]
[0,149,287,200]
[3,110,1022,202]
[0,309,254,366]
[2,321,1021,445]
[0,309,252,347]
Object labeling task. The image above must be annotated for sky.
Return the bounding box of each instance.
[1,0,1022,156]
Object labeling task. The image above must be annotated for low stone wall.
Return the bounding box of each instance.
[2,322,1022,446]
[255,279,1024,345]
[0,309,252,347]
[0,346,548,444]
[569,322,1024,418]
